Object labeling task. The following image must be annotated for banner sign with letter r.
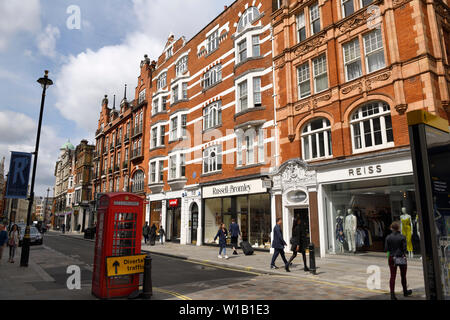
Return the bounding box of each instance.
[5,152,32,199]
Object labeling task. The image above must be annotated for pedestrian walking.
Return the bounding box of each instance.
[149,224,157,246]
[229,219,241,255]
[61,223,65,234]
[0,224,8,264]
[270,218,290,272]
[159,226,165,245]
[8,224,19,264]
[143,222,150,244]
[287,218,310,271]
[385,221,413,300]
[214,223,229,259]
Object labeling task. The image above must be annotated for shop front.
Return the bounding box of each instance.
[270,159,318,254]
[202,178,272,249]
[149,201,162,229]
[317,149,420,257]
[166,198,182,242]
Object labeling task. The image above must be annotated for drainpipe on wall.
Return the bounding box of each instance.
[270,27,280,169]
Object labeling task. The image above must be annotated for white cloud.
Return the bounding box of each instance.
[54,0,233,134]
[37,24,60,58]
[54,32,163,134]
[0,0,41,51]
[0,110,65,196]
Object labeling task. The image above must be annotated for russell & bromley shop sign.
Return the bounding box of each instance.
[203,179,267,199]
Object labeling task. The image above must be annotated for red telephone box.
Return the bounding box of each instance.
[92,193,144,299]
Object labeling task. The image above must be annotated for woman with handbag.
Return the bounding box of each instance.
[8,224,19,263]
[287,218,309,272]
[385,221,413,300]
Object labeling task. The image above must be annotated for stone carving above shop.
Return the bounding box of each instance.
[271,158,317,192]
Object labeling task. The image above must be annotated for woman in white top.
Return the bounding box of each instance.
[8,224,19,263]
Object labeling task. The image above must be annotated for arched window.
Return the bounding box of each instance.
[203,101,222,130]
[203,145,222,174]
[350,101,394,152]
[237,7,260,32]
[301,118,332,160]
[131,170,144,193]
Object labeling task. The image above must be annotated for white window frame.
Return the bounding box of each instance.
[207,30,219,54]
[342,0,355,18]
[172,85,179,104]
[203,145,222,174]
[176,55,188,77]
[343,38,362,82]
[312,54,328,93]
[237,6,260,32]
[363,29,386,74]
[203,64,222,89]
[138,89,146,104]
[169,112,188,141]
[350,101,394,154]
[238,39,247,63]
[157,72,167,90]
[297,62,311,99]
[301,118,333,161]
[297,12,306,43]
[309,3,320,36]
[203,101,222,130]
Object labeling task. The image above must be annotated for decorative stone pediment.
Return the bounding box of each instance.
[270,158,317,192]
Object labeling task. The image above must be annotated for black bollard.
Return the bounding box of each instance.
[142,254,153,299]
[308,243,317,275]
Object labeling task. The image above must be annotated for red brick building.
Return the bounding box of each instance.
[145,0,277,247]
[272,0,449,256]
[91,58,154,224]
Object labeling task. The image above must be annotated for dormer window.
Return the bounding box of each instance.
[166,47,173,60]
[138,89,146,104]
[237,7,260,32]
[176,56,188,77]
[207,30,219,54]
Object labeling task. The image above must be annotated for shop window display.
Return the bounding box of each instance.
[204,194,271,248]
[323,175,420,254]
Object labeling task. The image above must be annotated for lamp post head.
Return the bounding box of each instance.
[37,70,53,89]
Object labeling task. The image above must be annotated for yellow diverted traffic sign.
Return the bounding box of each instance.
[106,255,146,277]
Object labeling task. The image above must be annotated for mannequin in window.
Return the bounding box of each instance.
[335,210,345,253]
[345,209,357,253]
[400,207,414,258]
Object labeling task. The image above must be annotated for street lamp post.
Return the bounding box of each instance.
[20,70,53,267]
[43,187,50,229]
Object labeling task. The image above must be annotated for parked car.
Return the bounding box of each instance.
[19,226,43,246]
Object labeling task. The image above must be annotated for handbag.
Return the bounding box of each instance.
[290,237,295,245]
[394,255,407,266]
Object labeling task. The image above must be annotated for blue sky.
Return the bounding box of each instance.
[0,0,234,197]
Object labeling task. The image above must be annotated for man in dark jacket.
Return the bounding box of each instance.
[143,222,150,244]
[271,218,290,272]
[229,219,241,255]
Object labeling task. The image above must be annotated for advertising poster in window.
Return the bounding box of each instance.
[425,126,450,299]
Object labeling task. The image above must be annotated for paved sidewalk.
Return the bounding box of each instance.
[141,242,426,298]
[0,244,93,300]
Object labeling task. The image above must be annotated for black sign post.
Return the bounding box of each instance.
[408,110,450,300]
